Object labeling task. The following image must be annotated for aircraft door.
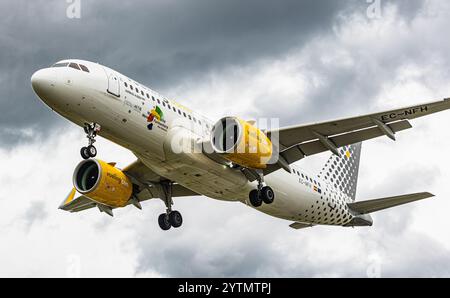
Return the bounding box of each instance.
[106,70,120,97]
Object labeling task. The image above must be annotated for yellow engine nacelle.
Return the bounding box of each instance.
[73,159,133,208]
[211,117,273,169]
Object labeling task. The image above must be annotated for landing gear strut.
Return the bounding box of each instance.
[80,123,101,159]
[157,181,183,231]
[248,171,275,207]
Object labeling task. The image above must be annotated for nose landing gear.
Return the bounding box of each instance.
[81,123,101,159]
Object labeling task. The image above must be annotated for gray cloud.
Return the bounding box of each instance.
[131,158,449,278]
[131,155,446,278]
[130,0,450,278]
[133,201,450,278]
[21,201,48,232]
[0,0,424,148]
[1,0,449,278]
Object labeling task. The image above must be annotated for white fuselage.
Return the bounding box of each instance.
[31,59,355,226]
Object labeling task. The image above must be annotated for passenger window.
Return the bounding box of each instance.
[172,107,177,112]
[136,88,139,93]
[183,112,187,117]
[178,110,182,115]
[162,102,166,107]
[141,91,144,96]
[188,115,192,120]
[79,64,90,72]
[124,82,128,88]
[146,93,150,99]
[168,104,171,109]
[130,85,134,90]
[69,63,80,70]
[157,99,161,104]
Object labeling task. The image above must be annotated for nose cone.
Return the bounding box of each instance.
[31,68,57,100]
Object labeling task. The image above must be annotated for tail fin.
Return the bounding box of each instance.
[317,142,362,201]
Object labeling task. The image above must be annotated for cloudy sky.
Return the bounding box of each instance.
[1,0,450,277]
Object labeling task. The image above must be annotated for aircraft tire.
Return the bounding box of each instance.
[87,145,97,158]
[158,213,172,231]
[261,186,275,204]
[169,211,183,228]
[249,189,262,207]
[80,147,90,160]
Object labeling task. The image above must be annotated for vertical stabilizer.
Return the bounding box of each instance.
[317,143,362,201]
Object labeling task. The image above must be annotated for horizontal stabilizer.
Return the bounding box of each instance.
[348,192,434,214]
[289,222,314,230]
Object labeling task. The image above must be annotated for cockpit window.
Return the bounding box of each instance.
[51,62,90,73]
[52,62,69,68]
[79,64,90,73]
[69,63,80,70]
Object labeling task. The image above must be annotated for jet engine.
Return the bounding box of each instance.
[210,117,273,169]
[73,159,133,208]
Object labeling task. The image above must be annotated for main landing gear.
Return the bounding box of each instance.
[157,181,183,231]
[80,123,101,160]
[248,172,275,208]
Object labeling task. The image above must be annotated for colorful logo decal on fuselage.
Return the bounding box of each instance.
[147,106,164,130]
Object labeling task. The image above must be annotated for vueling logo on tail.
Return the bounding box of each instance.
[345,150,351,159]
[147,106,164,130]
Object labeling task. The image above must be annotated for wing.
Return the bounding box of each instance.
[265,98,450,175]
[58,188,97,213]
[59,160,199,215]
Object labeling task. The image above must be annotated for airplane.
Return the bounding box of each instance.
[30,59,450,231]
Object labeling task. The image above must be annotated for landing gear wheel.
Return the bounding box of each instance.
[261,186,275,204]
[87,145,97,158]
[80,123,101,160]
[158,213,171,231]
[249,189,262,207]
[158,181,184,230]
[80,147,90,160]
[169,211,183,228]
